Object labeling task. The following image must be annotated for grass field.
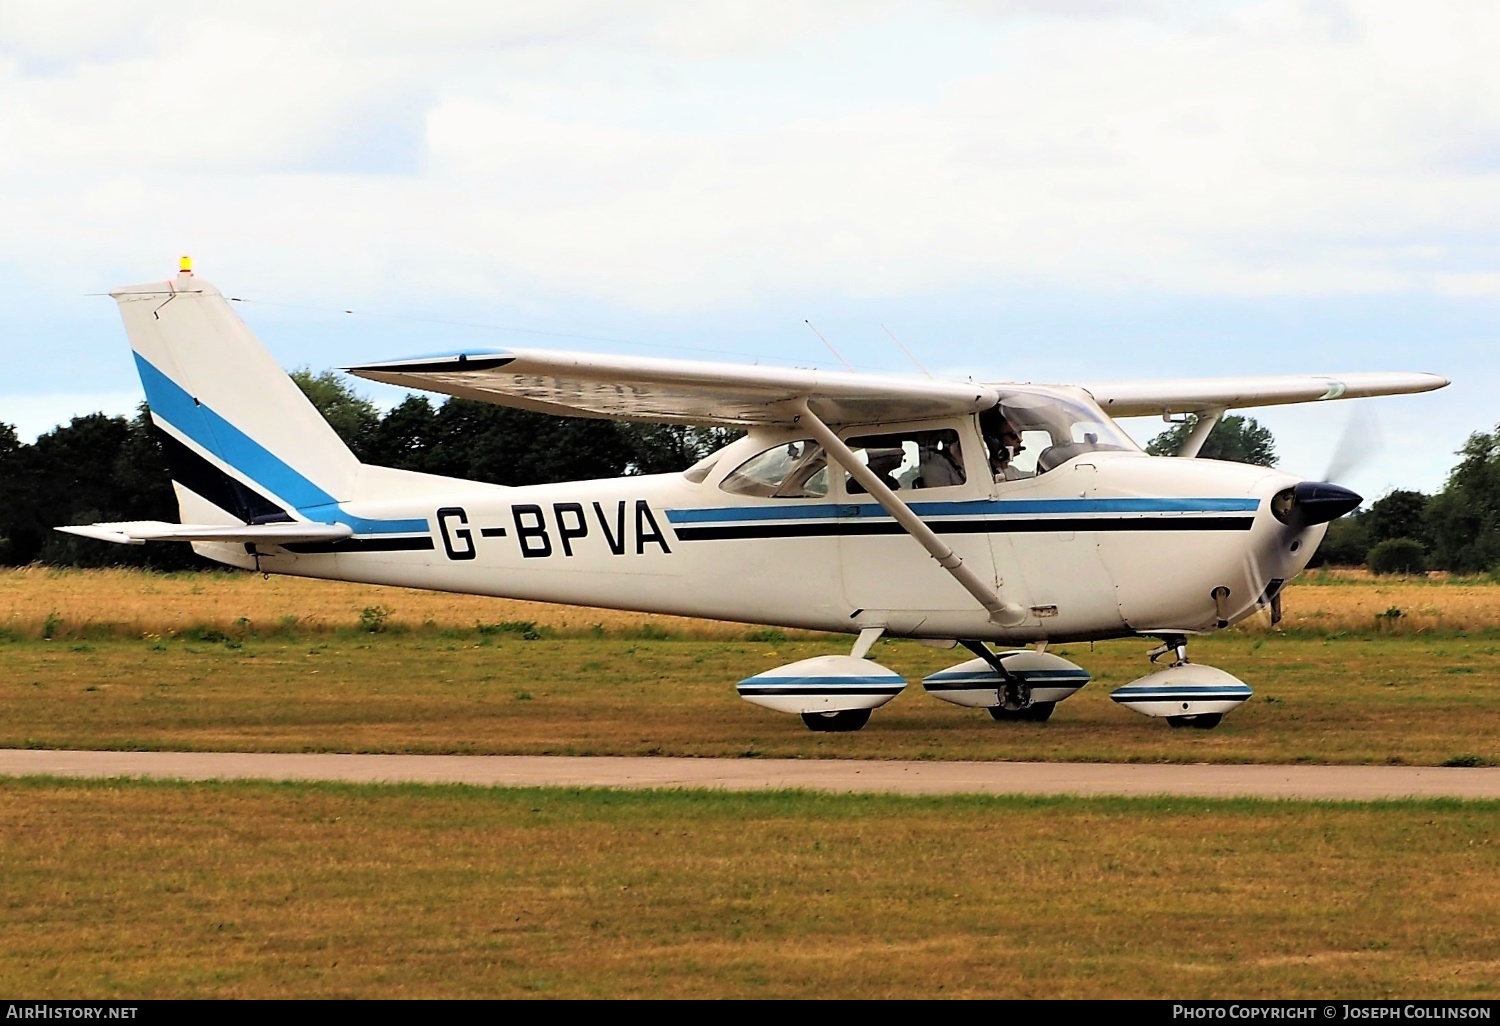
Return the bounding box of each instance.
[1,779,1496,998]
[2,630,1497,765]
[3,570,1498,999]
[2,568,1499,765]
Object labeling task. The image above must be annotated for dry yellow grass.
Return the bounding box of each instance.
[3,566,1500,639]
[0,565,746,638]
[1,780,1496,998]
[1261,572,1500,633]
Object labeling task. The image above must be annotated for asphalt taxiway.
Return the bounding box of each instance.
[2,750,1498,800]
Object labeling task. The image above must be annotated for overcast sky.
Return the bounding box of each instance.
[1,0,1495,499]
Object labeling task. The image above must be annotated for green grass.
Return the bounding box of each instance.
[1,632,1498,765]
[0,778,1496,998]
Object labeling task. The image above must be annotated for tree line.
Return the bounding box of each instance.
[2,378,1496,575]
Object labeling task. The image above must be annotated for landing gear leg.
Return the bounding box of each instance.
[1147,634,1190,667]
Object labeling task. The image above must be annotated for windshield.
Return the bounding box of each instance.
[979,388,1138,479]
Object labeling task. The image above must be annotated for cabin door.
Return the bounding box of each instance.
[835,420,999,631]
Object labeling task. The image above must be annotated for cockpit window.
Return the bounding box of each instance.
[979,389,1137,479]
[843,429,966,494]
[719,440,830,498]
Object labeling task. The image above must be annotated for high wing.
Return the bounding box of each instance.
[348,347,1448,426]
[347,348,998,427]
[56,521,353,546]
[1079,372,1449,418]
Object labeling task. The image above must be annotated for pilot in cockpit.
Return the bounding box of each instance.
[980,406,1031,481]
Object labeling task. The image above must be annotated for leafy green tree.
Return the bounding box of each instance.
[365,395,440,471]
[1146,414,1277,466]
[1368,537,1427,575]
[4,410,201,569]
[289,369,381,460]
[417,399,637,487]
[0,422,23,563]
[1364,489,1431,550]
[618,423,744,475]
[1427,426,1500,573]
[1308,513,1370,567]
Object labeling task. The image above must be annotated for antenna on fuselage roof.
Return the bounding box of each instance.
[881,324,932,379]
[803,319,855,373]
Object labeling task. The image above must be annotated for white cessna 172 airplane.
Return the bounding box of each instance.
[62,261,1448,732]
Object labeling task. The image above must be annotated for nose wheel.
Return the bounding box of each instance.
[1166,713,1223,729]
[1109,635,1251,730]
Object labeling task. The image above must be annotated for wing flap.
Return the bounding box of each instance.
[1081,372,1449,417]
[347,348,998,427]
[56,521,354,546]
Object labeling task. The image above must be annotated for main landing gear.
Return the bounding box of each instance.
[920,640,1090,722]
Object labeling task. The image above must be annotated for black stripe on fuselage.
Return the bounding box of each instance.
[674,516,1255,541]
[155,424,287,523]
[282,536,436,554]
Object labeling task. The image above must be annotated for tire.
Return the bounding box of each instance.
[1024,701,1056,722]
[1166,713,1223,730]
[988,701,1056,723]
[800,709,871,733]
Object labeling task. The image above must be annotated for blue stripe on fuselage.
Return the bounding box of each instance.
[666,497,1260,524]
[133,353,428,535]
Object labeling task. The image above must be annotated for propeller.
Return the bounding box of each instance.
[1322,401,1382,485]
[1244,405,1380,627]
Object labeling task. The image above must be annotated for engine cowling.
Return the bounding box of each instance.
[737,654,907,715]
[922,651,1090,710]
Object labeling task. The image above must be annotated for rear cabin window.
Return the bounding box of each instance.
[682,454,719,483]
[842,429,966,494]
[719,440,830,498]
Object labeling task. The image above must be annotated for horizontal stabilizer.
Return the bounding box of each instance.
[55,521,354,546]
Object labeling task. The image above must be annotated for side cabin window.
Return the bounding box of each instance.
[979,389,1137,480]
[842,429,966,494]
[719,440,830,498]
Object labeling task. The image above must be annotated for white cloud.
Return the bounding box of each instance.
[0,0,1498,314]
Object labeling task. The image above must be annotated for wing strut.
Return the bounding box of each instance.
[1176,407,1225,458]
[792,399,1027,627]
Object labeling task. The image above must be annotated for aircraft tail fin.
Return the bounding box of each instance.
[111,260,362,526]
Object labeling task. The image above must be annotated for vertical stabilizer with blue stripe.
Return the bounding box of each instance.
[111,267,361,527]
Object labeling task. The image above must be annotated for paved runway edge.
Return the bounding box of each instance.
[2,750,1500,799]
